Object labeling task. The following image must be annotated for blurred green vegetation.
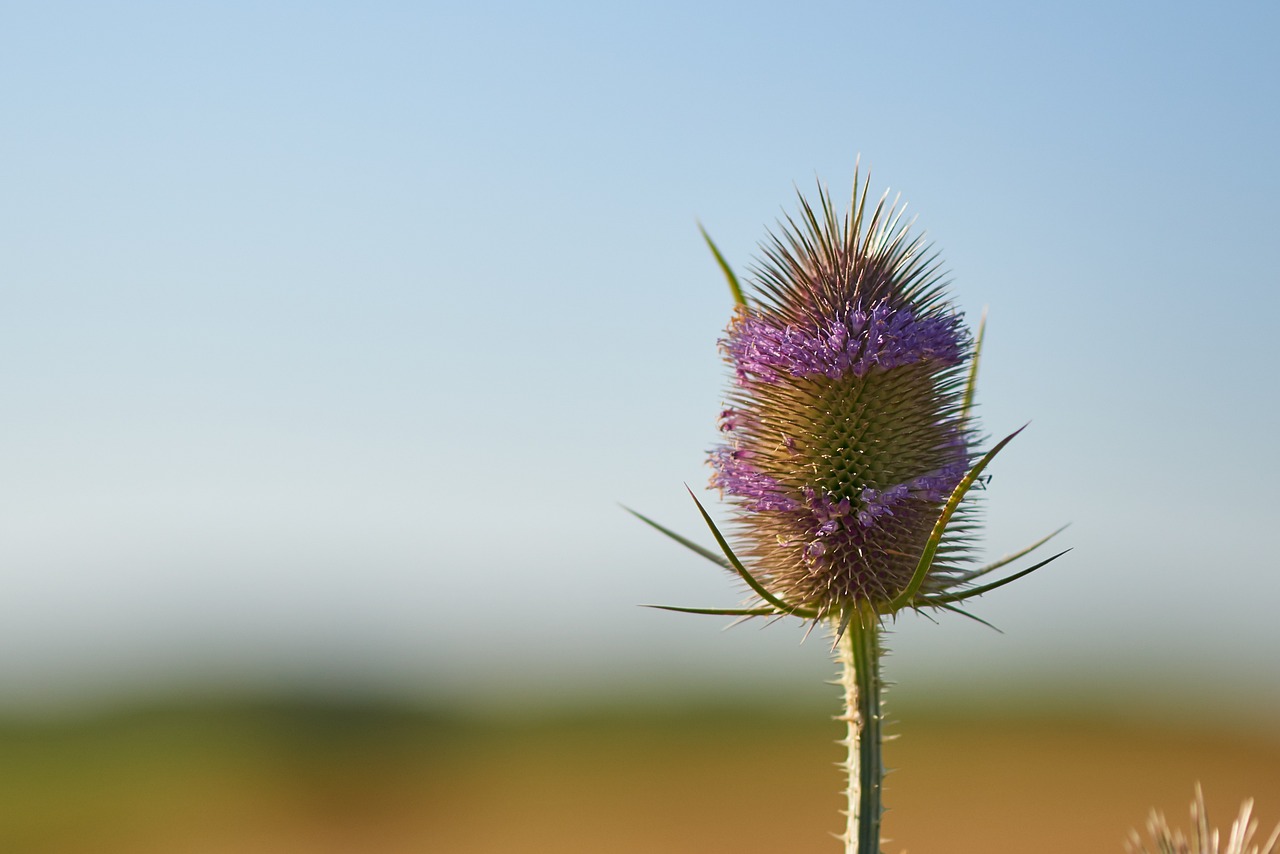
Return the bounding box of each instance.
[1,693,1277,853]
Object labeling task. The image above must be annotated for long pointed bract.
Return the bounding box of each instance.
[886,425,1027,612]
[699,222,746,307]
[686,487,817,618]
[622,505,730,568]
[642,604,777,616]
[920,549,1070,606]
[954,524,1069,584]
[962,308,987,422]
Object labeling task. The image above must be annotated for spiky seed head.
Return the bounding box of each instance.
[708,175,978,619]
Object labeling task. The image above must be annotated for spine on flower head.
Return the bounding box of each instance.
[708,182,977,616]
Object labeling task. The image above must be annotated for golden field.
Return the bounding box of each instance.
[2,696,1277,853]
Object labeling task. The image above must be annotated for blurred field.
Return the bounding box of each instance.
[1,695,1277,853]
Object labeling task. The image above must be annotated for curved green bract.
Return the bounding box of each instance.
[698,222,746,307]
[641,604,778,617]
[885,425,1026,613]
[932,601,1002,632]
[919,549,1070,607]
[622,505,730,568]
[955,524,1069,584]
[686,487,818,619]
[962,308,986,422]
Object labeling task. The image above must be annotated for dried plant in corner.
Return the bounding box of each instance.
[1127,786,1280,854]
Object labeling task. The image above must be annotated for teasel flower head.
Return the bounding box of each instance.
[1127,786,1280,854]
[708,178,980,620]
[633,171,1066,629]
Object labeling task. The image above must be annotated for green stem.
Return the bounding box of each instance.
[836,608,884,854]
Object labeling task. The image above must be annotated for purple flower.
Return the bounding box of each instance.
[706,181,980,614]
[722,303,966,386]
[708,447,799,513]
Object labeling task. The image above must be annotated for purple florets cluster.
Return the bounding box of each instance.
[855,458,968,523]
[798,458,968,569]
[903,460,969,503]
[855,484,910,528]
[707,447,799,513]
[723,302,966,385]
[708,452,969,568]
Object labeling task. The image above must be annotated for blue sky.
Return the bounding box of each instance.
[2,1,1278,712]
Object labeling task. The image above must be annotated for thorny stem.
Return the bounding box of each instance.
[837,607,884,854]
